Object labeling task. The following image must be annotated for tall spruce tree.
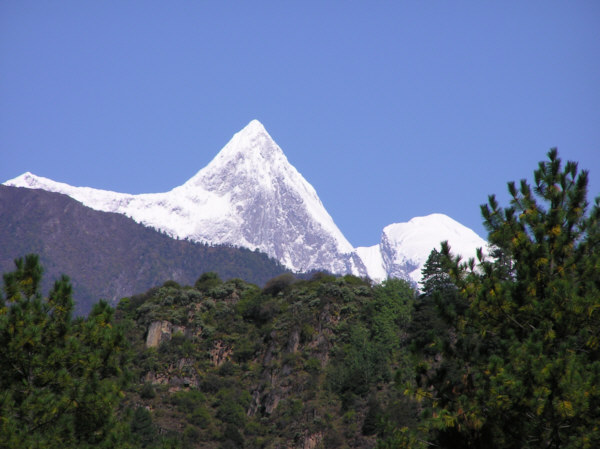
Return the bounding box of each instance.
[386,150,600,449]
[407,246,461,358]
[0,255,128,449]
[419,248,455,298]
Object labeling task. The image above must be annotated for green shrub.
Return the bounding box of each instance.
[140,382,156,399]
[218,360,236,376]
[171,390,206,414]
[221,423,244,448]
[262,273,296,296]
[183,425,200,444]
[216,397,246,427]
[130,406,156,447]
[189,405,212,428]
[195,272,222,291]
[300,323,315,343]
[200,373,224,393]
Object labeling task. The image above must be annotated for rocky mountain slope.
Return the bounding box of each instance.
[4,120,487,283]
[0,185,287,314]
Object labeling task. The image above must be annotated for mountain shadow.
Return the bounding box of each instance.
[0,185,288,314]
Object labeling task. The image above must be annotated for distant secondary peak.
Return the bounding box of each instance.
[5,171,41,187]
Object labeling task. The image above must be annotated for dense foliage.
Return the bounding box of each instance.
[387,149,600,448]
[115,273,417,448]
[0,255,128,448]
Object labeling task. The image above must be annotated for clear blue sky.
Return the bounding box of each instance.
[2,1,599,247]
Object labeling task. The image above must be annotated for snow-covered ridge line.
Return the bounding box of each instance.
[5,120,357,274]
[4,120,487,281]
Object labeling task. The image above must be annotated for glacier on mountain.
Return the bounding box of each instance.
[4,120,487,283]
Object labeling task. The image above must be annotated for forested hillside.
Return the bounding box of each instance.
[0,255,419,448]
[116,272,416,448]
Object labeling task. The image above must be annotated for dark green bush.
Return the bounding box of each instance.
[262,273,296,296]
[195,272,222,291]
[140,382,156,399]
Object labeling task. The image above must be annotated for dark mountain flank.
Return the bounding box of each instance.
[0,185,287,314]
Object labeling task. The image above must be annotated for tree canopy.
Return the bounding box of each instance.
[390,149,600,449]
[0,255,128,449]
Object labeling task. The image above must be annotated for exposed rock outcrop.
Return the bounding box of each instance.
[145,320,173,348]
[210,340,233,367]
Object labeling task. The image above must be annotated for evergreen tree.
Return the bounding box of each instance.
[407,245,457,364]
[130,407,156,448]
[0,255,128,449]
[419,248,455,298]
[391,150,600,448]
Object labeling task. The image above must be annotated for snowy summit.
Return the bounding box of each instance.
[357,214,487,284]
[6,121,361,274]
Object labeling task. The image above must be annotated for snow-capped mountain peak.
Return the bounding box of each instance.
[233,119,272,149]
[357,213,487,284]
[183,120,289,192]
[5,120,358,274]
[383,213,484,263]
[175,120,357,271]
[191,120,282,179]
[8,171,65,191]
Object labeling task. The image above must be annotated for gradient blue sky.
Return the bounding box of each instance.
[2,1,599,247]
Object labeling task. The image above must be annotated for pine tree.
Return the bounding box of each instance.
[392,150,600,449]
[0,255,128,448]
[419,248,455,298]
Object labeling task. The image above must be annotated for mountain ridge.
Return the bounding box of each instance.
[4,120,487,282]
[0,185,288,314]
